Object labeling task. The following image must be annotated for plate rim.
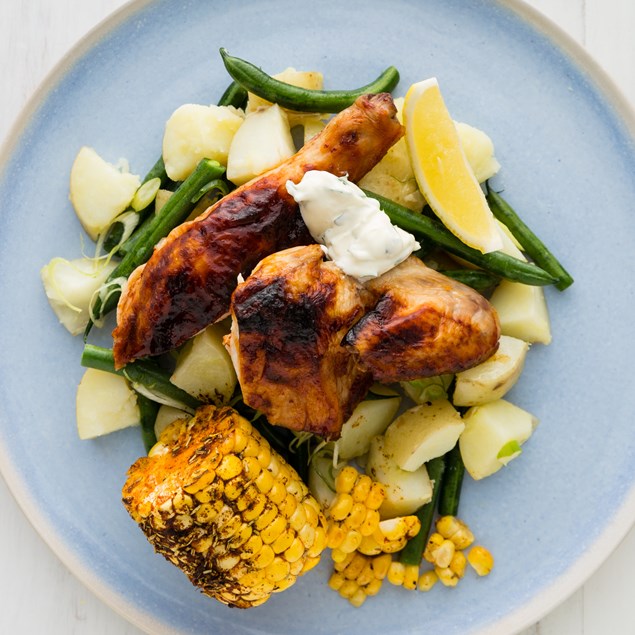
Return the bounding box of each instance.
[0,0,634,633]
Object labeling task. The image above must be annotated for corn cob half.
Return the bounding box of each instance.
[122,405,328,608]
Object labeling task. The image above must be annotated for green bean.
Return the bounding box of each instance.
[486,187,574,291]
[218,79,248,109]
[219,48,399,113]
[363,190,557,286]
[137,393,160,454]
[81,345,202,411]
[88,158,226,328]
[438,269,500,292]
[437,445,465,517]
[399,456,445,566]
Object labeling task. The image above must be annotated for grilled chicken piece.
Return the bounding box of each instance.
[122,405,328,608]
[225,245,372,440]
[112,93,403,369]
[345,257,500,383]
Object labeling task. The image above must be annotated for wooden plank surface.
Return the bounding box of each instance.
[0,0,633,633]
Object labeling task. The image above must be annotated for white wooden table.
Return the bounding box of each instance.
[1,1,634,633]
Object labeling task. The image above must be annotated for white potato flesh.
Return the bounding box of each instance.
[383,400,464,472]
[162,104,244,181]
[226,104,296,186]
[454,121,501,183]
[335,397,401,460]
[40,256,117,335]
[154,405,190,439]
[453,335,530,407]
[459,399,538,480]
[303,117,326,144]
[69,146,140,240]
[308,453,341,511]
[170,324,237,404]
[366,435,433,519]
[76,368,139,440]
[489,279,552,344]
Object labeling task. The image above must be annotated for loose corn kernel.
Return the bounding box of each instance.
[365,577,383,596]
[387,561,406,586]
[338,579,359,599]
[371,553,392,580]
[449,550,467,579]
[349,588,367,607]
[403,564,420,590]
[333,550,356,571]
[423,532,445,564]
[417,570,438,592]
[329,572,346,591]
[331,548,350,564]
[336,466,359,493]
[435,565,459,587]
[343,553,368,580]
[434,539,456,569]
[356,562,375,587]
[452,526,476,550]
[468,545,494,576]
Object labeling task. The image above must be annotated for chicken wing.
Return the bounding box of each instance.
[112,93,403,369]
[345,257,500,382]
[225,244,372,440]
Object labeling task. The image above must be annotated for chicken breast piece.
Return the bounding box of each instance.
[345,257,501,383]
[226,244,372,440]
[112,93,403,369]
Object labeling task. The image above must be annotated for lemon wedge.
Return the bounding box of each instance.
[403,78,502,253]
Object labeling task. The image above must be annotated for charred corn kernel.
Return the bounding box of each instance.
[417,570,438,592]
[387,561,406,586]
[352,475,372,502]
[435,565,459,587]
[449,549,467,579]
[336,466,359,493]
[376,516,421,542]
[122,406,328,609]
[359,508,381,537]
[344,502,368,530]
[330,493,354,521]
[366,482,387,510]
[423,532,445,564]
[468,545,494,576]
[403,564,420,590]
[329,572,346,591]
[434,539,456,569]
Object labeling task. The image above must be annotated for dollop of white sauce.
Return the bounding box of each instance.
[286,170,419,280]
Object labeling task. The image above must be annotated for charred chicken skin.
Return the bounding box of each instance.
[226,245,372,440]
[227,247,499,438]
[345,256,501,383]
[112,93,403,369]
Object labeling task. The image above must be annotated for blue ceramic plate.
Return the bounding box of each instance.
[1,1,634,633]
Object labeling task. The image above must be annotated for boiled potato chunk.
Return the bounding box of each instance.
[162,104,244,181]
[303,116,326,144]
[154,405,190,438]
[40,256,117,336]
[383,400,464,472]
[366,435,433,518]
[170,324,237,404]
[459,399,538,480]
[226,104,295,186]
[335,397,401,460]
[455,121,501,183]
[70,146,140,240]
[453,335,529,406]
[489,280,552,344]
[76,368,139,439]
